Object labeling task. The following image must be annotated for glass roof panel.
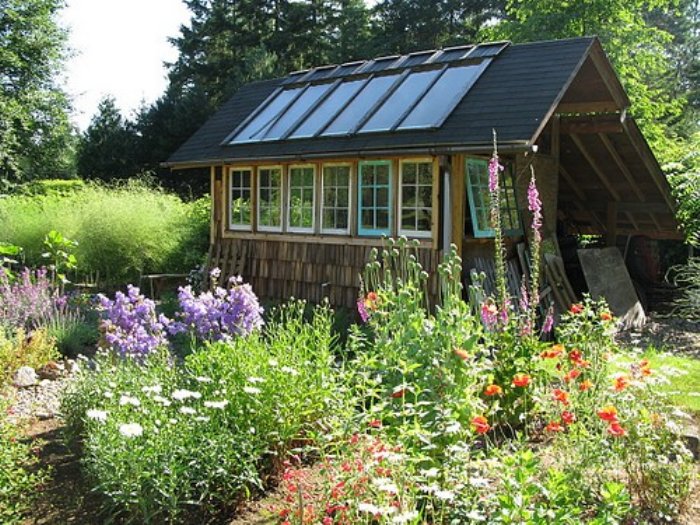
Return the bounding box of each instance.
[289,78,366,138]
[359,68,442,133]
[323,74,399,136]
[398,60,490,130]
[230,86,303,143]
[262,83,334,140]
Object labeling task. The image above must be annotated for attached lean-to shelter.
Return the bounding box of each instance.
[166,36,679,309]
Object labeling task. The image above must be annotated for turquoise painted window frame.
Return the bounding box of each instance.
[466,157,523,238]
[358,160,392,237]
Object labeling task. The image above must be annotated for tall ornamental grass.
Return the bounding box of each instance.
[0,180,209,287]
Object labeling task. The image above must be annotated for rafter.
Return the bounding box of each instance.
[570,134,621,201]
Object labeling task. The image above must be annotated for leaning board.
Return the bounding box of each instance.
[577,247,646,328]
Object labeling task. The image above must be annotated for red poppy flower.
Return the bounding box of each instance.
[579,379,593,391]
[613,374,629,392]
[471,415,490,434]
[597,405,618,422]
[368,419,382,428]
[453,348,469,360]
[600,311,613,321]
[552,388,570,405]
[561,410,576,425]
[568,349,583,365]
[512,373,531,388]
[608,421,626,437]
[546,421,564,432]
[564,369,581,382]
[364,292,378,311]
[484,384,503,396]
[569,303,584,314]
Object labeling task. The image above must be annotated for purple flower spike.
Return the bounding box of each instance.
[488,156,503,193]
[357,299,369,323]
[528,174,543,242]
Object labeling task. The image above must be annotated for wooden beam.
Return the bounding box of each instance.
[557,101,621,114]
[621,119,676,211]
[589,44,629,109]
[450,155,465,255]
[607,201,618,246]
[560,114,623,134]
[597,133,645,201]
[572,201,672,214]
[570,134,621,201]
[559,165,587,201]
[551,115,560,161]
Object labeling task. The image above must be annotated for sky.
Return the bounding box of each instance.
[60,0,191,131]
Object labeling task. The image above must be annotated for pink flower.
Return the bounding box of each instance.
[488,156,503,193]
[542,310,554,333]
[357,299,369,323]
[528,174,542,242]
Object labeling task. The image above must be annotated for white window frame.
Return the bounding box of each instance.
[398,158,434,239]
[228,166,253,231]
[320,163,352,235]
[257,165,284,233]
[286,164,316,234]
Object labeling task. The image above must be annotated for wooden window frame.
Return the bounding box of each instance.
[465,156,522,238]
[286,164,316,234]
[320,162,352,235]
[228,166,253,231]
[257,165,284,233]
[398,158,435,239]
[357,160,393,237]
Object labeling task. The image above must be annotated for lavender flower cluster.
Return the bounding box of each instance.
[0,267,56,330]
[97,285,169,358]
[169,276,264,342]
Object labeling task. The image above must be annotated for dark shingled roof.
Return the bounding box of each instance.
[167,37,595,165]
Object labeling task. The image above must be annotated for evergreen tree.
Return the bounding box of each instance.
[0,0,74,188]
[76,97,138,181]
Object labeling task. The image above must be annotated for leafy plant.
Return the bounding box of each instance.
[0,267,56,331]
[666,257,700,320]
[41,229,78,290]
[0,327,58,385]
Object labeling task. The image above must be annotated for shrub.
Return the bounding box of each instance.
[0,327,58,385]
[667,257,700,320]
[0,180,210,288]
[42,299,99,358]
[0,267,55,331]
[61,301,345,523]
[0,402,48,523]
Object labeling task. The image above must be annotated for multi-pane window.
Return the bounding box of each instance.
[258,166,283,231]
[229,168,252,230]
[400,160,433,237]
[321,164,351,234]
[287,165,315,232]
[466,158,522,238]
[358,161,392,236]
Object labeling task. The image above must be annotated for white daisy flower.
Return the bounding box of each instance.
[195,416,210,422]
[392,511,419,523]
[171,389,202,401]
[203,400,229,409]
[86,409,108,422]
[119,395,141,407]
[243,386,261,395]
[180,406,197,415]
[103,391,114,399]
[268,358,279,367]
[141,385,162,394]
[281,366,299,376]
[372,477,398,494]
[434,489,455,501]
[247,376,265,384]
[118,422,143,438]
[358,503,382,514]
[196,376,213,383]
[152,395,172,406]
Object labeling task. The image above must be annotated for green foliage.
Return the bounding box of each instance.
[0,327,58,385]
[0,181,210,287]
[0,0,74,188]
[42,229,78,288]
[20,178,85,196]
[665,132,700,244]
[667,256,700,319]
[0,402,48,524]
[61,302,345,523]
[76,97,140,181]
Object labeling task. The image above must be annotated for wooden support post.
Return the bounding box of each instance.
[551,115,560,161]
[450,155,465,256]
[607,201,618,247]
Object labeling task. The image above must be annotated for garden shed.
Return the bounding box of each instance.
[166,36,679,308]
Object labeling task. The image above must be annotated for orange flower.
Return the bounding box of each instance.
[484,384,503,396]
[546,421,564,432]
[364,291,378,310]
[600,311,613,321]
[608,421,626,437]
[579,379,593,391]
[391,388,406,399]
[564,369,581,382]
[639,360,652,376]
[569,303,584,314]
[597,405,618,422]
[471,415,490,434]
[368,419,382,428]
[552,388,570,405]
[512,373,531,388]
[578,359,591,369]
[613,374,629,392]
[453,348,469,360]
[561,410,576,425]
[540,344,564,359]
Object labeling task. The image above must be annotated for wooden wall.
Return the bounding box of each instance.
[209,237,441,308]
